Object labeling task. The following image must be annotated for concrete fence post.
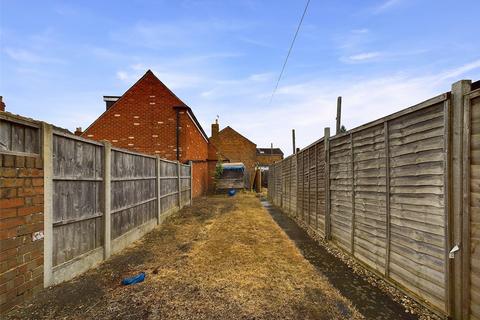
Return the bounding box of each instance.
[156,156,161,224]
[42,122,53,288]
[102,141,112,260]
[177,161,181,208]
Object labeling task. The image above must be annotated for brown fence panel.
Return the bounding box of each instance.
[352,124,387,274]
[316,141,326,236]
[283,157,291,213]
[297,151,304,219]
[267,92,459,316]
[468,90,480,319]
[308,145,316,228]
[329,134,353,252]
[291,154,298,216]
[276,161,282,207]
[387,102,447,311]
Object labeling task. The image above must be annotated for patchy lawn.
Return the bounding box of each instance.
[6,193,362,320]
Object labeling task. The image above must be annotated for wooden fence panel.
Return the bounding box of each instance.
[303,150,309,224]
[280,159,286,208]
[283,157,291,212]
[160,160,179,213]
[111,150,157,239]
[316,141,326,236]
[387,103,447,311]
[180,164,191,206]
[52,133,103,266]
[297,152,304,219]
[275,162,282,207]
[352,124,387,274]
[266,90,480,317]
[308,145,317,228]
[469,93,480,319]
[0,118,40,154]
[329,134,353,252]
[291,154,298,216]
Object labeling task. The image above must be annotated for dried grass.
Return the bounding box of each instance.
[6,193,362,320]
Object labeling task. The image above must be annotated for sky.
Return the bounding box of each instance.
[1,0,480,155]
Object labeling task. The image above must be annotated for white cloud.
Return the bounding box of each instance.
[437,59,480,81]
[108,51,480,157]
[351,28,369,34]
[189,59,480,156]
[116,71,129,81]
[373,0,403,14]
[248,73,274,82]
[111,20,254,49]
[3,48,64,64]
[345,51,381,62]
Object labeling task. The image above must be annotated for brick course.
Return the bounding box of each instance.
[0,154,44,314]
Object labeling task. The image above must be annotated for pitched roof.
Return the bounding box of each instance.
[256,148,284,156]
[215,126,256,146]
[83,70,208,141]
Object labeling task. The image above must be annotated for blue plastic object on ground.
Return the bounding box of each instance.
[228,189,236,196]
[121,272,146,285]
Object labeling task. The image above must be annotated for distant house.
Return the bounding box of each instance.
[209,120,257,189]
[80,70,209,197]
[208,119,283,190]
[256,147,284,168]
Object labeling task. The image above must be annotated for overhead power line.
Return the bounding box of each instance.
[269,0,311,105]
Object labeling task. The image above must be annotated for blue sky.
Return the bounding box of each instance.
[1,0,479,154]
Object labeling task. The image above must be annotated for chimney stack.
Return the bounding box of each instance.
[0,96,5,112]
[103,96,120,110]
[74,127,83,136]
[211,118,219,138]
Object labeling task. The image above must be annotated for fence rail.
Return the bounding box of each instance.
[268,80,479,320]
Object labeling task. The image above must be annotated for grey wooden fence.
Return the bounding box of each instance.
[268,80,479,320]
[42,125,192,286]
[0,114,193,288]
[52,132,104,268]
[0,114,40,155]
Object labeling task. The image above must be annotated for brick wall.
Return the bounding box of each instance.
[0,154,44,314]
[256,154,283,165]
[191,162,208,198]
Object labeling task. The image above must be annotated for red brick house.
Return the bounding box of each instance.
[256,148,284,167]
[81,70,209,197]
[207,120,284,191]
[208,120,258,189]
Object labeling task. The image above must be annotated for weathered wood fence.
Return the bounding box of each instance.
[43,124,192,285]
[268,79,480,320]
[0,117,192,288]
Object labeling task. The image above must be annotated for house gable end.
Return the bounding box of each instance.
[82,70,186,135]
[216,126,256,147]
